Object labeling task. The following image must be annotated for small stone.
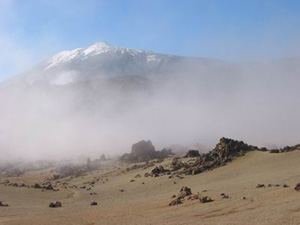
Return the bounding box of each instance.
[199,196,214,203]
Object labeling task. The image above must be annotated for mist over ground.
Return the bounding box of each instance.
[0,54,299,162]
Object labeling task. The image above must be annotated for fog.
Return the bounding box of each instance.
[0,57,299,162]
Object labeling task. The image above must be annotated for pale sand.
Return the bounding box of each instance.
[1,150,300,225]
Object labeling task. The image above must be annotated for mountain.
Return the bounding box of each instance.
[12,41,226,86]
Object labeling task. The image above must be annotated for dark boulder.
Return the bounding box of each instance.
[185,150,200,158]
[269,149,280,153]
[120,140,173,163]
[295,183,300,191]
[45,184,54,190]
[34,183,42,189]
[0,201,8,207]
[49,201,62,208]
[131,140,155,159]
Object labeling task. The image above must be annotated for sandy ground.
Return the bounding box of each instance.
[1,150,300,225]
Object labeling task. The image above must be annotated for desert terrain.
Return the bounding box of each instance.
[1,139,300,225]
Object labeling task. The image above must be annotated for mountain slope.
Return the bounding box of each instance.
[14,41,225,86]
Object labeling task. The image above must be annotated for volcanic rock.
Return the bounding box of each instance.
[295,183,300,191]
[120,140,173,163]
[49,201,62,208]
[0,201,8,207]
[34,183,42,189]
[169,186,194,206]
[182,137,258,175]
[185,150,200,158]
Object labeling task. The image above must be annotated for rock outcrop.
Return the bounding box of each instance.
[183,137,258,175]
[120,140,173,163]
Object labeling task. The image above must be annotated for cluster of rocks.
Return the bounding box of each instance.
[169,186,213,206]
[33,182,58,191]
[1,179,60,191]
[49,201,62,208]
[3,181,28,188]
[182,137,259,175]
[150,166,170,177]
[170,157,187,171]
[120,140,174,163]
[268,144,300,153]
[256,183,289,188]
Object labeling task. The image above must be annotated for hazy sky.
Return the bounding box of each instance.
[0,0,300,81]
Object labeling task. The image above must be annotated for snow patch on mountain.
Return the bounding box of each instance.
[45,48,83,70]
[44,41,161,71]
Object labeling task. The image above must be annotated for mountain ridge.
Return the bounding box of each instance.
[6,41,227,86]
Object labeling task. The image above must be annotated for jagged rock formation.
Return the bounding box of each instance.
[183,137,259,175]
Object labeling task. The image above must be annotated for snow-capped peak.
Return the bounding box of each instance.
[83,41,114,56]
[45,48,83,70]
[45,41,116,70]
[43,41,167,73]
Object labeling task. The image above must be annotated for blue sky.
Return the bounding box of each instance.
[0,0,300,81]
